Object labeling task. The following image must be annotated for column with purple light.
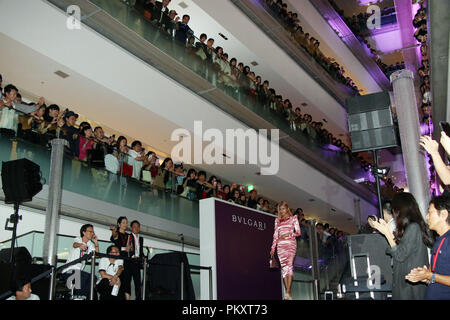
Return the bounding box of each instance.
[390,69,430,218]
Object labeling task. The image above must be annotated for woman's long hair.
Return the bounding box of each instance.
[183,168,196,185]
[116,216,128,233]
[277,201,293,220]
[160,158,173,185]
[391,192,434,247]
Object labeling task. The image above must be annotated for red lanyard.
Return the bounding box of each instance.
[432,237,447,272]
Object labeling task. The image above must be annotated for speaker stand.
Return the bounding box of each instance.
[4,202,22,265]
[372,150,384,220]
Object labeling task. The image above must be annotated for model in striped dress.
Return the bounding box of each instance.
[270,201,301,300]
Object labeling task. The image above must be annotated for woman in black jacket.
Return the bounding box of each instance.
[369,192,434,300]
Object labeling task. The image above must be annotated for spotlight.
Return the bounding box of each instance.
[370,166,390,178]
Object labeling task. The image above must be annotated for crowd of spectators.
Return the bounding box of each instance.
[327,0,406,79]
[264,0,361,93]
[0,73,351,245]
[1,0,407,242]
[412,3,436,193]
[413,6,431,126]
[131,0,395,181]
[295,214,347,269]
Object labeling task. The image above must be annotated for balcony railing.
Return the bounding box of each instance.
[0,133,199,229]
[44,0,378,205]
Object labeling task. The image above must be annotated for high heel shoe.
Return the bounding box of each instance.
[284,293,292,300]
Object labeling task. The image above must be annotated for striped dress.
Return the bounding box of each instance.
[271,215,301,278]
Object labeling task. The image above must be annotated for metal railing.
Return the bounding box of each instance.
[0,250,212,300]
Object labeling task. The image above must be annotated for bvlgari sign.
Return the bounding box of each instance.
[231,214,267,231]
[214,200,281,300]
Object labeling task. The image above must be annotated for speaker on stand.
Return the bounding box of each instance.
[1,158,43,292]
[347,92,398,218]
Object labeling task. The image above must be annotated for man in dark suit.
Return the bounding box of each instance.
[129,220,145,300]
[175,14,194,45]
[148,0,171,26]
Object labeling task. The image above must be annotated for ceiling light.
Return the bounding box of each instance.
[178,1,188,9]
[54,70,70,79]
[219,33,229,40]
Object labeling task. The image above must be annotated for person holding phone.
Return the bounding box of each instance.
[420,125,450,185]
[61,224,99,299]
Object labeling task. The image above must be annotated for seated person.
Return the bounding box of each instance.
[96,245,124,300]
[7,278,40,301]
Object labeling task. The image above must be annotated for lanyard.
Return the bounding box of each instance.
[432,237,447,272]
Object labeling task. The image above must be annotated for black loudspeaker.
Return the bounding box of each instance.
[1,159,42,204]
[0,247,32,265]
[146,252,195,300]
[0,263,51,300]
[0,247,32,298]
[347,92,398,153]
[347,233,393,287]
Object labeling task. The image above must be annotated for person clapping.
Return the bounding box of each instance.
[420,130,450,185]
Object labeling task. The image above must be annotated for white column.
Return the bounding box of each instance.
[390,70,430,217]
[42,139,68,266]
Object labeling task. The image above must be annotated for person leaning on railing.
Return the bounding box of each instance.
[60,224,99,300]
[180,168,197,200]
[78,125,95,162]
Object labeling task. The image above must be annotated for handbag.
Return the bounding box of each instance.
[269,256,280,269]
[120,162,133,177]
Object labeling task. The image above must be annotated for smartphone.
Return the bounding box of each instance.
[439,121,450,137]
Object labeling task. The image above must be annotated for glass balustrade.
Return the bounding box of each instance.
[47,0,371,184]
[1,228,348,299]
[292,231,349,300]
[0,231,202,299]
[0,133,199,228]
